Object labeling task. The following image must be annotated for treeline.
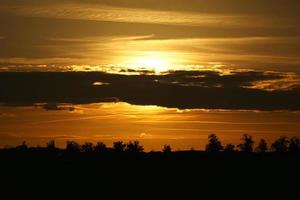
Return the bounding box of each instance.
[2,134,300,154]
[205,134,300,153]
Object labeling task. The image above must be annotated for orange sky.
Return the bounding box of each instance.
[0,0,300,150]
[1,103,299,151]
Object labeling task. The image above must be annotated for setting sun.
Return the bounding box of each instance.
[132,57,170,73]
[119,51,175,73]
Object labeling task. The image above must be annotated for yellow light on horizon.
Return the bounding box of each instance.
[132,57,170,73]
[120,51,175,74]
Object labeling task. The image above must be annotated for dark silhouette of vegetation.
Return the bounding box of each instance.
[81,142,94,153]
[256,139,268,153]
[2,135,300,197]
[126,141,144,153]
[224,144,235,152]
[16,141,28,151]
[205,134,223,153]
[163,145,172,153]
[271,136,289,153]
[289,137,300,153]
[3,135,300,155]
[238,134,254,153]
[46,140,56,150]
[1,134,300,193]
[113,141,126,152]
[94,142,107,153]
[66,141,81,153]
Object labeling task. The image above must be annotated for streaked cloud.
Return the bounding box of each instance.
[0,3,271,28]
[1,101,300,149]
[244,72,300,91]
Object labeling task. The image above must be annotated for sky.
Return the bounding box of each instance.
[1,0,300,72]
[0,0,300,150]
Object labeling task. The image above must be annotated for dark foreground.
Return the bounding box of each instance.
[1,150,300,198]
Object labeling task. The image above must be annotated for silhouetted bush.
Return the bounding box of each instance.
[2,134,300,156]
[81,142,94,153]
[205,134,223,153]
[289,137,300,153]
[94,142,107,153]
[163,145,172,154]
[66,141,81,153]
[16,141,28,151]
[271,136,289,153]
[113,141,126,153]
[224,144,235,153]
[126,141,144,153]
[46,140,57,152]
[255,139,268,153]
[238,134,254,153]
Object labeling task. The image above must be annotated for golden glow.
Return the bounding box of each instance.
[131,57,169,73]
[123,52,173,73]
[1,102,300,151]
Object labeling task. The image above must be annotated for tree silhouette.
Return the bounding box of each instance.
[16,141,28,151]
[126,141,144,153]
[238,134,254,153]
[205,134,223,153]
[94,142,107,153]
[163,145,172,153]
[81,142,94,153]
[224,144,235,153]
[289,137,300,153]
[46,140,56,152]
[271,136,289,153]
[66,141,81,153]
[255,139,268,153]
[113,141,126,153]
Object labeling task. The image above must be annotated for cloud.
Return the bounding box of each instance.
[93,82,110,86]
[0,3,250,28]
[159,70,300,91]
[2,0,300,17]
[37,103,75,111]
[0,133,89,141]
[0,112,15,118]
[0,71,299,110]
[139,133,153,139]
[2,1,288,28]
[244,72,300,91]
[1,36,300,73]
[76,0,300,17]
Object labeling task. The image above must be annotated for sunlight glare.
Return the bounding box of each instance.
[134,57,170,73]
[122,52,174,74]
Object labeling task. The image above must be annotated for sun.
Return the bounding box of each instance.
[133,57,170,73]
[122,51,173,74]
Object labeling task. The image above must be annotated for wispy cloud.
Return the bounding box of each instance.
[0,3,283,28]
[0,112,15,118]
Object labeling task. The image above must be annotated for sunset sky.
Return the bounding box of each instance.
[0,0,300,150]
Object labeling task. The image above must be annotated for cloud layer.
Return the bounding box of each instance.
[1,71,299,110]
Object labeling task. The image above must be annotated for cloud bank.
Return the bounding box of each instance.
[1,71,299,111]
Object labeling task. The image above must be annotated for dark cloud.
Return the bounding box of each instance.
[39,103,75,111]
[156,70,283,88]
[0,71,299,110]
